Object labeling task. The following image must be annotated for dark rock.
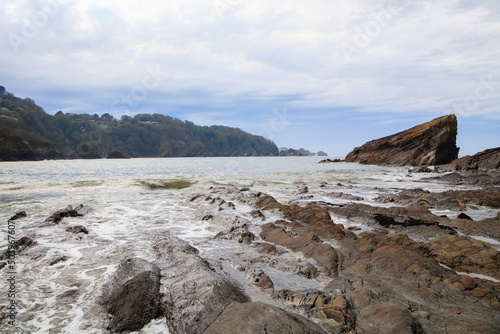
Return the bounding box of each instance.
[65,225,89,234]
[0,236,37,260]
[446,147,500,170]
[102,257,163,333]
[106,151,130,159]
[9,211,27,221]
[345,115,459,166]
[153,235,249,334]
[410,166,433,173]
[318,158,343,163]
[49,256,68,266]
[456,213,473,220]
[44,204,90,225]
[204,302,327,334]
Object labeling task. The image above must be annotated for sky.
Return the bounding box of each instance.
[1,0,499,156]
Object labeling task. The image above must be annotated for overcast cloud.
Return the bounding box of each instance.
[1,0,499,155]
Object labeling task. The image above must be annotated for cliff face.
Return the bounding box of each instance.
[345,115,459,166]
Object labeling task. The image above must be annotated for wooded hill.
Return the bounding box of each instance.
[0,88,278,160]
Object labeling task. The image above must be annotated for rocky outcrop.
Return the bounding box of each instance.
[153,235,250,334]
[429,235,500,280]
[102,257,163,333]
[0,236,37,260]
[345,115,459,166]
[444,147,500,170]
[204,302,327,334]
[43,204,90,225]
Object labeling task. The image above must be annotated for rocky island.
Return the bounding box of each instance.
[345,115,460,166]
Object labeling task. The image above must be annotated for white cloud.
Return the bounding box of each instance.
[0,0,499,154]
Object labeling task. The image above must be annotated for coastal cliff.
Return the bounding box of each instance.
[345,115,459,166]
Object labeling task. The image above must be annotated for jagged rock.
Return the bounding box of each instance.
[204,302,327,334]
[0,236,37,260]
[260,224,339,276]
[345,115,459,166]
[9,211,27,221]
[43,204,90,225]
[445,147,500,170]
[153,235,249,334]
[65,225,89,234]
[247,270,274,291]
[429,235,500,280]
[102,257,163,333]
[106,151,129,159]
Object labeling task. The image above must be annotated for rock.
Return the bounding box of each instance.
[446,147,500,170]
[429,235,500,280]
[106,151,129,159]
[9,211,27,221]
[102,257,163,333]
[49,256,68,266]
[260,224,339,276]
[204,302,327,334]
[247,270,274,291]
[410,166,433,173]
[459,275,475,290]
[357,305,423,334]
[43,204,90,225]
[345,115,459,166]
[318,158,343,163]
[456,213,473,220]
[255,242,278,254]
[153,235,249,334]
[0,236,37,260]
[65,225,89,234]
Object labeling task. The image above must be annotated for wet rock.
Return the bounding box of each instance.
[254,242,278,254]
[65,225,89,234]
[0,236,37,260]
[456,213,473,220]
[102,257,163,333]
[214,226,255,244]
[260,223,339,276]
[49,256,68,266]
[345,115,459,166]
[9,211,27,221]
[322,191,364,201]
[43,204,90,225]
[247,270,274,291]
[246,209,266,221]
[204,302,327,334]
[429,235,500,280]
[153,235,249,334]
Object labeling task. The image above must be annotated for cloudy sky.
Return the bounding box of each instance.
[1,0,499,156]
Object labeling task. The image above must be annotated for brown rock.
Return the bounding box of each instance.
[471,288,491,298]
[260,224,339,275]
[429,235,500,280]
[345,115,459,166]
[447,147,500,170]
[459,275,475,290]
[204,302,327,334]
[357,305,423,334]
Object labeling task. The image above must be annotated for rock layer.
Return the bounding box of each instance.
[345,115,459,166]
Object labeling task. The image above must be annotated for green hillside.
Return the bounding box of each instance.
[0,88,278,160]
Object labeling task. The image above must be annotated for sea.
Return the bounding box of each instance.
[0,157,498,333]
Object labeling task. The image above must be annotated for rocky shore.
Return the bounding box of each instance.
[3,166,499,334]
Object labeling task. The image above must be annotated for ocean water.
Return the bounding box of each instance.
[0,157,497,333]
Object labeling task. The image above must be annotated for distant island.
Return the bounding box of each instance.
[0,87,281,161]
[279,147,328,157]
